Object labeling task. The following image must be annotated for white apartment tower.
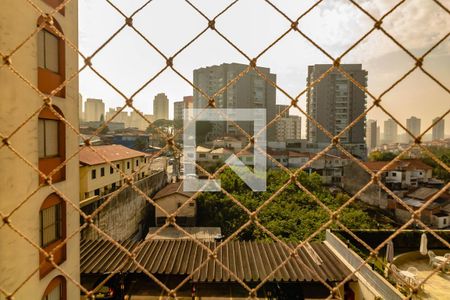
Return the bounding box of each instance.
[0,1,80,298]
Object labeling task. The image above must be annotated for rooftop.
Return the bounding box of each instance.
[364,159,433,172]
[153,181,194,200]
[79,144,147,166]
[80,239,351,283]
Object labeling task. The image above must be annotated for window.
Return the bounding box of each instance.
[42,276,66,300]
[38,106,65,183]
[91,169,96,179]
[110,166,114,174]
[136,160,139,166]
[37,17,65,97]
[189,202,195,207]
[100,167,105,177]
[199,154,206,158]
[39,194,66,277]
[38,119,59,158]
[94,189,100,196]
[40,203,62,247]
[38,30,59,73]
[127,162,130,169]
[116,164,120,171]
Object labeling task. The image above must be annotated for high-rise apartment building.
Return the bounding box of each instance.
[84,98,105,122]
[174,101,184,120]
[276,116,302,142]
[153,93,169,120]
[406,116,421,142]
[193,63,276,140]
[0,1,80,298]
[276,104,290,118]
[174,96,194,121]
[306,64,367,157]
[384,119,398,144]
[432,117,445,140]
[366,119,377,151]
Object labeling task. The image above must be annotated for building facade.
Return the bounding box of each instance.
[79,145,152,202]
[275,115,302,142]
[153,92,169,121]
[406,116,421,142]
[193,63,276,141]
[0,1,80,298]
[173,101,184,120]
[383,118,398,144]
[84,98,105,122]
[432,117,445,141]
[306,64,367,157]
[366,119,377,151]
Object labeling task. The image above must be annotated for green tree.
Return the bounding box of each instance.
[196,168,389,242]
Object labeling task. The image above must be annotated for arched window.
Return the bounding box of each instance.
[39,194,66,278]
[38,105,66,184]
[37,16,65,97]
[42,276,66,300]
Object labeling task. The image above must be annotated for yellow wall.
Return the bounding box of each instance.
[80,156,152,200]
[155,194,196,219]
[0,1,79,299]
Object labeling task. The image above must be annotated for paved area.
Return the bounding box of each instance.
[397,257,450,300]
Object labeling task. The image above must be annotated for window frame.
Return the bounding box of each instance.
[37,16,66,98]
[38,106,66,184]
[42,276,67,300]
[39,194,66,278]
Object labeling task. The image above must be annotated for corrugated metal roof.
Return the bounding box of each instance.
[81,239,350,283]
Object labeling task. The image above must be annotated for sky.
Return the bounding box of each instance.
[78,0,450,136]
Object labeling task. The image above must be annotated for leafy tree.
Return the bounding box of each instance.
[368,151,398,161]
[196,168,390,242]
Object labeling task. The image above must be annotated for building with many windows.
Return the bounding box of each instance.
[366,119,377,151]
[79,145,152,202]
[432,117,445,141]
[193,63,276,140]
[383,118,398,144]
[306,64,367,158]
[406,116,421,142]
[0,0,79,298]
[153,92,169,121]
[275,115,302,142]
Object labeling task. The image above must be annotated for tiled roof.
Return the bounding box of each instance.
[153,181,194,200]
[80,239,351,282]
[79,144,147,166]
[364,159,432,172]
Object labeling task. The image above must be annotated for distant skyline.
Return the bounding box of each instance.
[78,0,450,136]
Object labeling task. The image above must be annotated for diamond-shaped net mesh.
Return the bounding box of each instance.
[1,0,449,299]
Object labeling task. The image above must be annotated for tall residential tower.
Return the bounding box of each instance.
[306,64,368,157]
[193,63,276,141]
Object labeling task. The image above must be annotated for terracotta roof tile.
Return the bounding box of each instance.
[79,144,147,166]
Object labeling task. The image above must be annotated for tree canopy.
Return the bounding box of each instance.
[196,168,390,242]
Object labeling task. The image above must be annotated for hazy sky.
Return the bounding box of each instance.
[78,0,450,135]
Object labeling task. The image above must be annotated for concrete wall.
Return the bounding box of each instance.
[155,193,196,220]
[0,1,79,299]
[81,171,167,241]
[343,162,390,208]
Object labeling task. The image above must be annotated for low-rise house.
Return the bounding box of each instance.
[153,180,196,226]
[396,187,450,228]
[364,159,433,189]
[79,144,151,202]
[212,136,244,151]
